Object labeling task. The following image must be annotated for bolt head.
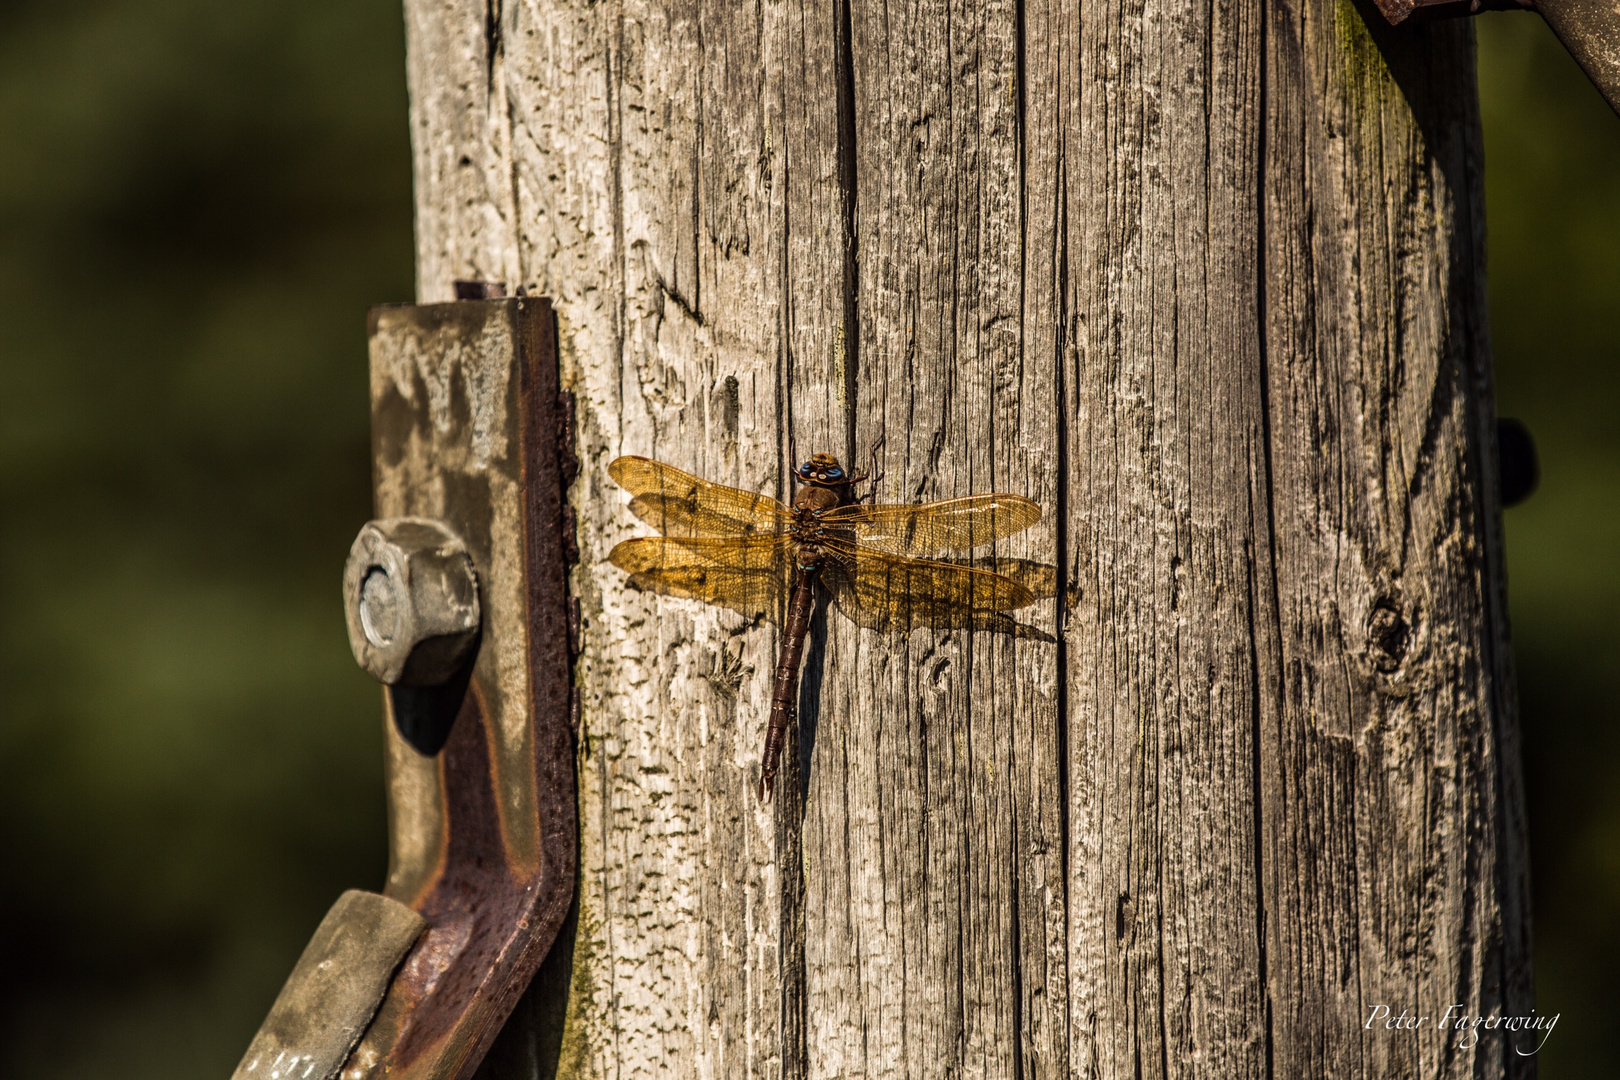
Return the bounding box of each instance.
[343,518,481,686]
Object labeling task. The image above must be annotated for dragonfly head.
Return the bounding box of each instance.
[797,453,850,487]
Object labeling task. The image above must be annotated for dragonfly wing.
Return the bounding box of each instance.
[609,534,793,619]
[973,557,1059,601]
[824,493,1040,556]
[822,542,1036,634]
[609,456,790,535]
[627,492,790,540]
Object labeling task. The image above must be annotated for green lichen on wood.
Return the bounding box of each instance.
[546,897,600,1080]
[1333,0,1395,113]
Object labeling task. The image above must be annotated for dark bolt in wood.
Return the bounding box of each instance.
[452,279,507,300]
[1498,417,1539,508]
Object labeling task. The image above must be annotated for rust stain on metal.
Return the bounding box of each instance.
[337,298,577,1080]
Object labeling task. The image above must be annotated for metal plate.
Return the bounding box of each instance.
[333,299,577,1080]
[232,890,426,1080]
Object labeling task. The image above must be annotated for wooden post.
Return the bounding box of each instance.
[401,0,1532,1077]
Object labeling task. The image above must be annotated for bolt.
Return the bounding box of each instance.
[343,518,481,686]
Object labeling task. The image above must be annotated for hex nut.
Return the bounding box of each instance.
[343,518,481,686]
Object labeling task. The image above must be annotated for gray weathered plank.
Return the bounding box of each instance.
[1065,0,1271,1073]
[1260,7,1535,1077]
[397,0,1533,1077]
[795,2,1066,1078]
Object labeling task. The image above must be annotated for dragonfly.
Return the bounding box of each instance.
[607,452,1045,800]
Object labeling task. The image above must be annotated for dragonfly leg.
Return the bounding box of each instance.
[850,426,887,502]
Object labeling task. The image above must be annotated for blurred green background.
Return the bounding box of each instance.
[1479,13,1620,1076]
[0,1,405,1075]
[0,2,1613,1076]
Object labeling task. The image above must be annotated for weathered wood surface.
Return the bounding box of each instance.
[399,0,1531,1076]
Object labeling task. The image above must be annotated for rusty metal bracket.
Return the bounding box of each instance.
[1373,0,1620,117]
[337,297,577,1079]
[1531,0,1620,114]
[236,298,577,1080]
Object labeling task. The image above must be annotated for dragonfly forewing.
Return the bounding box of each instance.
[628,492,791,539]
[609,457,791,534]
[825,493,1040,557]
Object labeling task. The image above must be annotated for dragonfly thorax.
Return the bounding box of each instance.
[790,478,849,571]
[791,483,844,515]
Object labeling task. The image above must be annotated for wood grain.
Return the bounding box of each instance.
[1063,0,1274,1070]
[398,0,1532,1076]
[1260,5,1533,1076]
[798,3,1065,1077]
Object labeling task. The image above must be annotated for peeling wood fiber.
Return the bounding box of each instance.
[401,0,1532,1077]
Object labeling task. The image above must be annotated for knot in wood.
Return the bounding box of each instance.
[1367,601,1410,672]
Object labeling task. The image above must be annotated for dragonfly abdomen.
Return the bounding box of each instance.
[758,563,818,801]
